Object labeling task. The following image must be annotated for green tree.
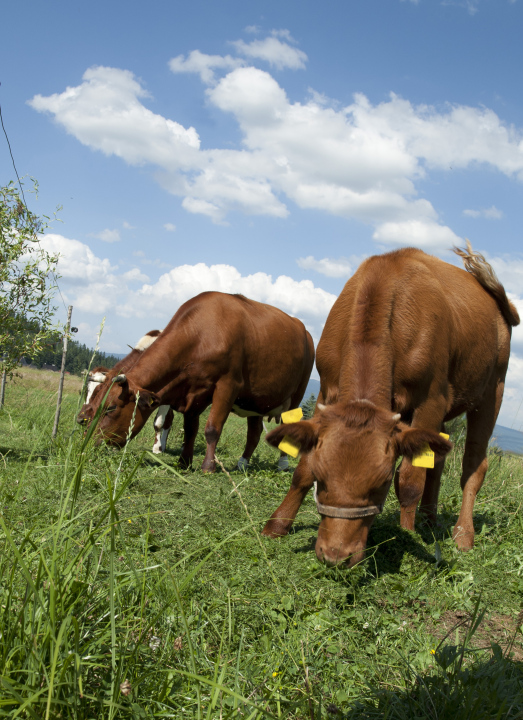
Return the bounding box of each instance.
[0,181,59,374]
[301,393,317,419]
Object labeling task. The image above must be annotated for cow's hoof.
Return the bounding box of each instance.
[237,457,249,471]
[453,525,474,551]
[261,519,291,538]
[201,461,216,473]
[152,447,162,455]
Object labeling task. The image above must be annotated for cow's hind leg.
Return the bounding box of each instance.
[453,382,503,550]
[262,455,315,537]
[202,380,241,473]
[237,415,263,470]
[179,411,200,469]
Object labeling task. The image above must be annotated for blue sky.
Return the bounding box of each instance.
[2,0,523,427]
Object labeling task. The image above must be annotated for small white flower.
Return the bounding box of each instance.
[149,636,161,651]
[363,622,369,629]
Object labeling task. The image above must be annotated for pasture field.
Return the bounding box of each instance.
[0,368,522,719]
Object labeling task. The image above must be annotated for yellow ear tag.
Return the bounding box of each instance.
[411,432,450,469]
[278,407,304,458]
[281,408,303,424]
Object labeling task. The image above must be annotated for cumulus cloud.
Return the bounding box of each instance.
[29,66,201,165]
[168,50,243,85]
[163,223,176,232]
[499,352,523,429]
[463,205,503,219]
[297,255,354,278]
[42,233,336,344]
[91,228,121,243]
[373,219,461,249]
[29,51,523,241]
[230,34,307,70]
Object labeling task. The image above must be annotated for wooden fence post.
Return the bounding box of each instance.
[0,366,6,409]
[52,305,73,439]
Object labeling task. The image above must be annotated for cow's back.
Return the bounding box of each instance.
[317,248,514,416]
[126,292,314,409]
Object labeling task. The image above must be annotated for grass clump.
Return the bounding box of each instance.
[0,368,522,718]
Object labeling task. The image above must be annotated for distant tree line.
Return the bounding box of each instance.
[29,335,121,376]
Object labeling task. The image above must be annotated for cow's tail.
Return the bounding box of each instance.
[454,239,520,327]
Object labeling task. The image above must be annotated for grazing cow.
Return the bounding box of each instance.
[78,330,174,453]
[263,243,519,567]
[83,291,314,472]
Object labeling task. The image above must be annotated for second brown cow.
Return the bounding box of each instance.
[83,291,315,472]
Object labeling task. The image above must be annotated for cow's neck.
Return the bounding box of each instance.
[339,341,392,407]
[338,276,393,408]
[128,342,188,397]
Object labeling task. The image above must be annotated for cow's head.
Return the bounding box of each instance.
[90,374,161,447]
[266,400,452,567]
[77,368,109,426]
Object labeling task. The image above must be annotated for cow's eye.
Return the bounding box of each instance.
[105,405,117,414]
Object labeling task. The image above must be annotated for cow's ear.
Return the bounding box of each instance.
[135,389,161,411]
[394,427,453,459]
[265,420,320,454]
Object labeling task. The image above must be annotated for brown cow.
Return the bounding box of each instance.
[84,291,315,472]
[263,243,519,567]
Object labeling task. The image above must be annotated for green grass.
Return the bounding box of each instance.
[0,369,522,718]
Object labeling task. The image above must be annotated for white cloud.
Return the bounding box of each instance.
[30,57,523,242]
[499,352,523,429]
[486,254,523,297]
[122,221,135,229]
[91,228,121,243]
[40,233,117,284]
[373,219,461,249]
[168,50,243,85]
[41,233,336,345]
[463,205,503,219]
[29,66,201,165]
[297,255,354,278]
[163,223,176,232]
[127,264,336,344]
[231,35,307,70]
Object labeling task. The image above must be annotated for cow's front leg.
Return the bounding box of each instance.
[237,415,264,470]
[179,411,200,468]
[262,455,315,537]
[394,460,427,531]
[396,395,447,531]
[152,406,174,454]
[419,456,446,526]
